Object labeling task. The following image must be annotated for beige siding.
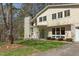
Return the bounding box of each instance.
[24,6,79,40]
[37,9,51,26]
[24,16,32,39]
[48,8,79,26]
[32,27,39,39]
[48,28,52,37]
[37,8,79,26]
[65,25,72,39]
[70,8,79,24]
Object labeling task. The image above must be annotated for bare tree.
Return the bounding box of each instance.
[8,3,14,44]
[0,3,14,44]
[0,3,8,42]
[0,3,9,30]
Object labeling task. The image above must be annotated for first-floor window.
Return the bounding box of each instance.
[61,27,65,35]
[52,27,65,38]
[56,28,60,35]
[52,28,55,35]
[52,27,65,35]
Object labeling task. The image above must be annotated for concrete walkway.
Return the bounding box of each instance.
[32,43,79,56]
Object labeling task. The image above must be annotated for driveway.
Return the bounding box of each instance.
[32,43,79,56]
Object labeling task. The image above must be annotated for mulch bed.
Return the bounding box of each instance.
[0,44,25,52]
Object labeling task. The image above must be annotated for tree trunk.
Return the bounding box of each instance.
[0,3,14,44]
[8,3,14,44]
[0,3,9,30]
[0,3,8,42]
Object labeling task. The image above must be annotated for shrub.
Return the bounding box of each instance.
[47,37,51,40]
[66,38,73,42]
[58,38,64,41]
[51,38,56,40]
[47,37,56,40]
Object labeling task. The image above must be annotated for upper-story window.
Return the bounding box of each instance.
[39,17,42,22]
[52,13,56,19]
[43,16,47,21]
[58,12,63,18]
[64,10,70,17]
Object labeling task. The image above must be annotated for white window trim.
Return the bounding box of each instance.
[52,27,65,39]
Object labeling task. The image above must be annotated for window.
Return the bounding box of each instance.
[43,16,47,21]
[56,28,60,35]
[52,13,56,19]
[61,27,65,35]
[64,10,70,17]
[52,28,55,35]
[39,17,42,22]
[52,27,65,39]
[58,12,63,18]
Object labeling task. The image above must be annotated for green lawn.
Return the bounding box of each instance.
[0,40,65,56]
[0,41,6,46]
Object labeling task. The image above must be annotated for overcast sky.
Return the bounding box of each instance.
[13,3,22,8]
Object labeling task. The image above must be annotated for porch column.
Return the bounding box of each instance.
[71,25,75,41]
[48,27,52,37]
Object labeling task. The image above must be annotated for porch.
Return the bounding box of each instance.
[38,25,72,40]
[47,25,72,40]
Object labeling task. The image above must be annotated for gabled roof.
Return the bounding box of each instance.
[31,3,79,22]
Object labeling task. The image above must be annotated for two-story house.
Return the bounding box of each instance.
[24,4,79,42]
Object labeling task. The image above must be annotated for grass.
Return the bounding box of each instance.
[0,47,36,56]
[17,40,65,51]
[0,39,65,56]
[0,41,6,46]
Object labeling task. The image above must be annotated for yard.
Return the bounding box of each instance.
[0,39,65,56]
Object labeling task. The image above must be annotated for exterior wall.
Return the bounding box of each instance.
[71,25,75,41]
[65,25,72,39]
[48,25,72,39]
[24,16,32,39]
[48,27,52,37]
[31,27,39,39]
[36,7,79,40]
[70,8,79,24]
[37,9,51,26]
[47,8,71,26]
[24,6,79,41]
[72,24,79,42]
[24,16,39,39]
[36,8,79,27]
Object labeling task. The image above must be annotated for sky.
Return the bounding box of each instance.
[12,3,22,17]
[13,3,22,8]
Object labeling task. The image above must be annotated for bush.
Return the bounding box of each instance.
[66,38,73,42]
[51,38,56,40]
[58,38,64,41]
[47,37,56,40]
[47,37,51,40]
